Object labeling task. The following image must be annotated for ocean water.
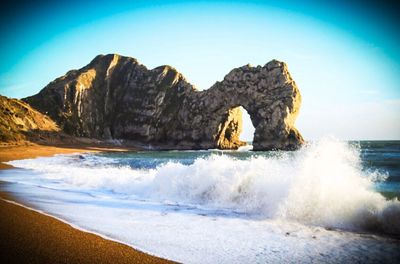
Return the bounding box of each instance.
[1,138,400,263]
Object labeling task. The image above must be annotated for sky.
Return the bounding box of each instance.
[0,0,399,141]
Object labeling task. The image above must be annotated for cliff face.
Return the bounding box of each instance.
[0,95,59,143]
[24,55,191,142]
[24,54,303,150]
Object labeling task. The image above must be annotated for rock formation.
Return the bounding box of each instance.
[24,54,304,150]
[0,95,59,143]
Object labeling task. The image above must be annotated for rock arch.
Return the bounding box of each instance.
[178,60,304,150]
[25,54,304,151]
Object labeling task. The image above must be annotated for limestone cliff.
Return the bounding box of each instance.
[0,95,59,143]
[24,54,304,150]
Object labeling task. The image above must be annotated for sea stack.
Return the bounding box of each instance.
[24,54,304,150]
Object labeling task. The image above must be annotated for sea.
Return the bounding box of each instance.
[1,137,400,263]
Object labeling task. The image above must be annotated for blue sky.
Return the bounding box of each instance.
[1,0,399,140]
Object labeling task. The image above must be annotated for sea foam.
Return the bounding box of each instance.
[6,138,400,235]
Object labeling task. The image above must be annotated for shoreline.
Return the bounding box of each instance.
[0,142,138,169]
[0,143,175,264]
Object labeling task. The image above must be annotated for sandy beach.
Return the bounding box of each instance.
[0,144,174,264]
[0,143,136,169]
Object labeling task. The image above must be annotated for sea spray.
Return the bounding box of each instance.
[6,138,400,235]
[276,138,400,234]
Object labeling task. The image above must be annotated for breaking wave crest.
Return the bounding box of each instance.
[7,138,400,235]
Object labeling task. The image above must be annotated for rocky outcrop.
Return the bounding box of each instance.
[24,54,303,150]
[0,95,60,143]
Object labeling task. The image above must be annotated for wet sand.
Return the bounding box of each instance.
[0,143,136,169]
[0,144,175,264]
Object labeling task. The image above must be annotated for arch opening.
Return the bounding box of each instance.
[238,106,255,144]
[216,105,255,150]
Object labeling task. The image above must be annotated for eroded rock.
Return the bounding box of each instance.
[24,54,304,150]
[0,95,59,143]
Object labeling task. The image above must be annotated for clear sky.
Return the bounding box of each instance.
[1,0,399,140]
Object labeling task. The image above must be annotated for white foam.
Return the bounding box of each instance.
[237,144,253,151]
[8,138,398,232]
[3,137,400,262]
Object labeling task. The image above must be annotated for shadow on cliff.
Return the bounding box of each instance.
[21,54,304,151]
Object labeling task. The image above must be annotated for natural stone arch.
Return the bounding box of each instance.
[25,54,303,150]
[179,60,304,150]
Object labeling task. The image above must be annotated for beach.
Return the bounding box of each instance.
[0,143,135,169]
[1,140,399,263]
[0,144,174,264]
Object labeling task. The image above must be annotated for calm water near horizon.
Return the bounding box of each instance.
[1,138,400,263]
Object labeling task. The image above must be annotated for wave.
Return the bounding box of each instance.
[7,137,400,235]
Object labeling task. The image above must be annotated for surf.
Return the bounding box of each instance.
[5,137,400,235]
